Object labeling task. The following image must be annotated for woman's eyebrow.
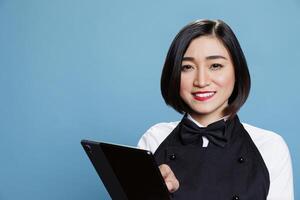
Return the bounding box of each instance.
[206,55,227,60]
[182,57,195,61]
[182,55,227,61]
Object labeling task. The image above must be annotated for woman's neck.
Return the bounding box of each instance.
[189,112,226,127]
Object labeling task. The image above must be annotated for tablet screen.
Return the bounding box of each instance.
[81,140,170,200]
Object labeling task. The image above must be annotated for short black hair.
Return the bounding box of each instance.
[161,19,251,117]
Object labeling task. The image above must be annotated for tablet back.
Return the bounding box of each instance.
[81,140,171,200]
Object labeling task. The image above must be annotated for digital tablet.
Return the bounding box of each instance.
[81,140,171,200]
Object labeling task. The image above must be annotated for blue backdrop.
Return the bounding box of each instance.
[0,0,299,199]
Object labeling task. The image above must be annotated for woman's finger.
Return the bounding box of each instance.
[159,164,180,192]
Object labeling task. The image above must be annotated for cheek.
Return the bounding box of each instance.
[180,75,193,94]
[215,73,235,92]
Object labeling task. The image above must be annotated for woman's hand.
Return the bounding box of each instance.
[159,164,179,193]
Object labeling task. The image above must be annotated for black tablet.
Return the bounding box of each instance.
[81,140,171,200]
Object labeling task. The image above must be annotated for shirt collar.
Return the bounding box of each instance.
[187,113,229,128]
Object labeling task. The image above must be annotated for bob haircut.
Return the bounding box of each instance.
[161,19,251,117]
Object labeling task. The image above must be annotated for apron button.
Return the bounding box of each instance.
[169,154,176,160]
[238,156,245,163]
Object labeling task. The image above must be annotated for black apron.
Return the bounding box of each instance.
[154,115,270,200]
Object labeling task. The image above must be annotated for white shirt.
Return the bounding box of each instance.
[137,117,294,200]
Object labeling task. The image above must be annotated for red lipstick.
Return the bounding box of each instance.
[192,91,216,101]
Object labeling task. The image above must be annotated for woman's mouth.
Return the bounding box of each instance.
[192,91,216,101]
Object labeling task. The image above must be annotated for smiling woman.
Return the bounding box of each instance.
[138,19,294,200]
[179,36,236,126]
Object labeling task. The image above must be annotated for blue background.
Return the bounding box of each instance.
[0,0,299,199]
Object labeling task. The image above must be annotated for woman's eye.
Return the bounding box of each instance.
[181,65,193,72]
[210,63,223,70]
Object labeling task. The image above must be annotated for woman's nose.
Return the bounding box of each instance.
[194,68,210,87]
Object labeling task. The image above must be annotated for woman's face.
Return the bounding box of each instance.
[180,36,235,125]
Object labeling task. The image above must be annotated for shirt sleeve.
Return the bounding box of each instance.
[137,121,179,153]
[266,135,294,200]
[137,125,163,153]
[137,132,151,151]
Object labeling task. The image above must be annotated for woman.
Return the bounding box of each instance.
[138,19,294,199]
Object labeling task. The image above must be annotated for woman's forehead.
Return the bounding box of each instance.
[183,36,230,59]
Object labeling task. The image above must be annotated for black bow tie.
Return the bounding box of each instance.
[179,116,228,147]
